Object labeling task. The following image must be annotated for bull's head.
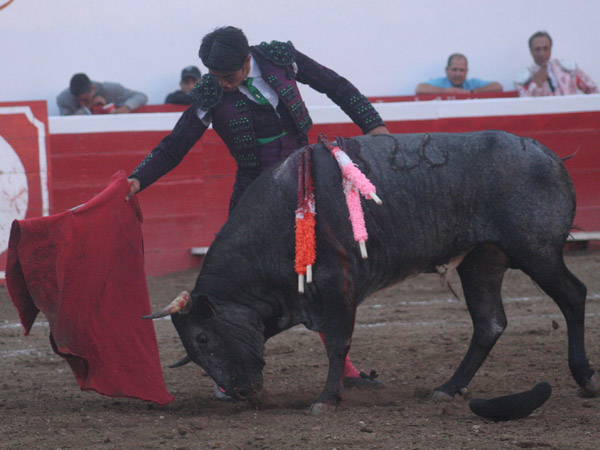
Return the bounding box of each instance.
[144,291,266,401]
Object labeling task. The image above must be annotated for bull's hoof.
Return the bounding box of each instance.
[579,372,600,398]
[586,372,600,393]
[309,401,338,414]
[432,389,455,402]
[433,384,469,401]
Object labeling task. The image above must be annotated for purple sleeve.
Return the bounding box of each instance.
[130,105,208,190]
[294,50,385,134]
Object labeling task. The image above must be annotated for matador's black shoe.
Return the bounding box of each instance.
[213,384,236,402]
[343,370,385,389]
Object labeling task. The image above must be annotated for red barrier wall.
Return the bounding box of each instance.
[49,128,234,277]
[2,96,598,280]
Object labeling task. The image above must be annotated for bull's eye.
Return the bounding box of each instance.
[196,334,208,346]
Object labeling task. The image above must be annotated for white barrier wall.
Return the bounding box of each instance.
[2,0,600,115]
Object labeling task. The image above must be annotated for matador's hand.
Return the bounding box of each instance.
[125,178,140,201]
[367,126,390,135]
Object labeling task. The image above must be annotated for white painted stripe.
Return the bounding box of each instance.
[356,312,600,330]
[289,310,600,333]
[307,94,600,124]
[379,94,600,122]
[0,293,598,332]
[48,94,600,135]
[0,321,49,329]
[0,348,50,357]
[49,112,183,134]
[2,309,599,358]
[0,106,50,216]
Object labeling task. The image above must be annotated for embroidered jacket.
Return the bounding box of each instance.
[514,58,599,96]
[132,41,385,191]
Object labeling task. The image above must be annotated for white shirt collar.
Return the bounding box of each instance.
[248,55,262,78]
[240,55,279,108]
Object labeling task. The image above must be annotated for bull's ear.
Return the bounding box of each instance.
[195,295,216,319]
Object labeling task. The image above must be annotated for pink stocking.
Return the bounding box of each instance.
[318,332,360,378]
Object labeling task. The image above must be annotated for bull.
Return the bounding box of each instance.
[146,130,598,413]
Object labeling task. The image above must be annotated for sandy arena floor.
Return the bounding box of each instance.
[1,250,599,449]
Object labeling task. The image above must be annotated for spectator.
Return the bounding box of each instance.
[514,31,598,96]
[126,26,388,398]
[165,65,202,105]
[56,73,148,115]
[416,53,503,94]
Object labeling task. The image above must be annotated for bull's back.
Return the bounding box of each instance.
[206,130,575,303]
[309,130,575,289]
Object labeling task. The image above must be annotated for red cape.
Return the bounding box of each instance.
[6,171,173,405]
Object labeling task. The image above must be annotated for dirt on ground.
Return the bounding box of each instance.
[1,249,599,449]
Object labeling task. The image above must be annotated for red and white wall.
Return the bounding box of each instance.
[0,102,51,280]
[1,94,598,282]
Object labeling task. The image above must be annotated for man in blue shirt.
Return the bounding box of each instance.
[416,53,503,94]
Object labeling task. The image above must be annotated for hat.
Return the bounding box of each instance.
[181,65,202,81]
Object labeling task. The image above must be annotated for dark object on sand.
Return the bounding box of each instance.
[469,382,552,421]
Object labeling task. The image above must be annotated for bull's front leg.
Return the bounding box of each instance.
[309,323,354,414]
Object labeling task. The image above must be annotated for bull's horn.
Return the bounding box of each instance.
[141,291,192,319]
[168,355,192,368]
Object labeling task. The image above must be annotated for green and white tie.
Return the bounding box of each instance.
[242,77,270,106]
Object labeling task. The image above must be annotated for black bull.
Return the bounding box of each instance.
[150,130,598,413]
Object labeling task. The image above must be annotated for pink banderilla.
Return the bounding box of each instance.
[319,133,382,258]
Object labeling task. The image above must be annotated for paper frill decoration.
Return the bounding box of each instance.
[295,149,316,293]
[294,135,383,293]
[319,133,382,259]
[331,148,382,206]
[343,179,368,258]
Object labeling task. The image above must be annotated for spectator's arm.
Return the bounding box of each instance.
[56,89,91,115]
[514,68,552,97]
[416,83,446,94]
[59,104,91,115]
[121,89,148,112]
[473,82,503,92]
[415,83,468,94]
[575,67,599,94]
[514,80,551,97]
[102,82,148,112]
